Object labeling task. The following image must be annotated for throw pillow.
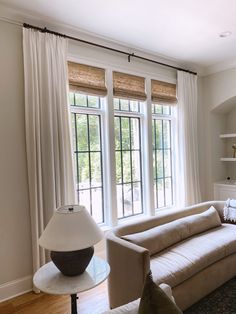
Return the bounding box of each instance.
[122,206,221,256]
[138,272,182,314]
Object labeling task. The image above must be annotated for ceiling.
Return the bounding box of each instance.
[1,0,236,72]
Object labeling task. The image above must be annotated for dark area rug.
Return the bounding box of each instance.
[184,277,236,314]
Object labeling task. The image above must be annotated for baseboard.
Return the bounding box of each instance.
[0,276,32,302]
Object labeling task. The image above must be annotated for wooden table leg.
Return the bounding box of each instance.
[71,294,78,314]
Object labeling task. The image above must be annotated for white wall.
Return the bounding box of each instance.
[0,20,32,298]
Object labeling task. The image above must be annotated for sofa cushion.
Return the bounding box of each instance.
[138,272,182,314]
[122,206,221,255]
[151,223,236,287]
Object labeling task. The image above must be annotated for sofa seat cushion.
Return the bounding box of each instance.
[151,224,236,288]
[122,206,221,255]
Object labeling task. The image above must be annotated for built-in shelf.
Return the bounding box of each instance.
[220,133,236,138]
[220,158,236,161]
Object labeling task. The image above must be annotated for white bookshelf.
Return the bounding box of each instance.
[220,133,236,138]
[220,133,236,161]
[220,158,236,161]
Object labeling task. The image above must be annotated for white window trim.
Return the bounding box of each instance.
[68,58,177,227]
[152,105,177,211]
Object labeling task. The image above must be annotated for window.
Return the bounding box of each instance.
[152,104,173,209]
[114,98,143,219]
[68,62,177,225]
[70,92,104,223]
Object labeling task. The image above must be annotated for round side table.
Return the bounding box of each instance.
[33,256,110,314]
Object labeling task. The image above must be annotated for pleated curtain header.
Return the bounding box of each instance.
[68,61,107,96]
[113,71,147,101]
[151,79,177,104]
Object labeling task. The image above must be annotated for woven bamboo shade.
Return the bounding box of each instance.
[113,71,147,101]
[151,79,177,104]
[68,62,107,96]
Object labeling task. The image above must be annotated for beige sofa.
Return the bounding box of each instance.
[106,201,236,311]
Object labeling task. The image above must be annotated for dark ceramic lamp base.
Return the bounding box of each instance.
[51,246,94,276]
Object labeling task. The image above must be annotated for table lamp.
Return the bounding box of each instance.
[38,205,103,276]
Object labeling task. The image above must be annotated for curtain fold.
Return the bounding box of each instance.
[176,71,201,207]
[23,28,76,278]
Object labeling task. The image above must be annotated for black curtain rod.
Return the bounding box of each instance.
[23,23,197,75]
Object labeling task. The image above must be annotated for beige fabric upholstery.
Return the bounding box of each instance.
[106,201,236,310]
[101,283,174,314]
[173,253,236,310]
[122,206,221,255]
[151,224,236,287]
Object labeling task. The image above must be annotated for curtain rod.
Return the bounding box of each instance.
[23,23,197,75]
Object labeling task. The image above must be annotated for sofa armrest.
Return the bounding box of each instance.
[106,231,150,309]
[100,283,174,314]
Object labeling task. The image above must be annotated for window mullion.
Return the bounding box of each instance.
[103,68,118,226]
[142,78,155,216]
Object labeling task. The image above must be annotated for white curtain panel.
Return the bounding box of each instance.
[23,28,76,276]
[176,71,201,207]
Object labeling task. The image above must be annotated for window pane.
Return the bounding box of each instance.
[75,93,87,107]
[122,151,131,183]
[114,117,121,150]
[165,178,173,207]
[163,105,171,115]
[90,152,102,187]
[79,189,90,213]
[133,182,142,214]
[76,114,88,151]
[155,120,163,149]
[89,115,100,151]
[92,188,103,223]
[164,149,171,177]
[131,118,140,149]
[114,99,141,113]
[130,100,139,112]
[155,104,162,114]
[156,150,163,178]
[123,183,132,216]
[120,99,129,111]
[157,179,164,208]
[115,110,143,219]
[116,152,122,184]
[70,93,104,223]
[132,151,141,182]
[69,92,75,106]
[88,95,99,108]
[78,153,90,189]
[153,151,156,180]
[114,98,120,110]
[152,108,173,210]
[163,120,171,149]
[121,117,130,150]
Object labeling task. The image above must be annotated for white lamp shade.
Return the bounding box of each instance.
[39,205,103,252]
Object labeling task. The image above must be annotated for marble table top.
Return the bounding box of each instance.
[33,256,110,295]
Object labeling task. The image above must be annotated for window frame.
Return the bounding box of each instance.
[70,95,106,224]
[114,99,144,219]
[152,106,176,210]
[68,58,177,226]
